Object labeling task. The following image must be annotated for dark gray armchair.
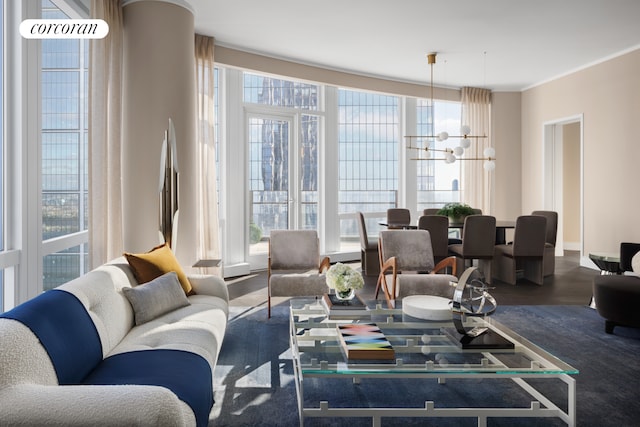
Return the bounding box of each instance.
[593,242,640,334]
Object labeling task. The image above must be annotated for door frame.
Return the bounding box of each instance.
[245,110,299,269]
[542,114,584,261]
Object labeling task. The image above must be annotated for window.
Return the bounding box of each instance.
[416,99,462,211]
[243,73,318,110]
[0,0,4,308]
[338,89,399,249]
[41,0,89,290]
[244,73,320,240]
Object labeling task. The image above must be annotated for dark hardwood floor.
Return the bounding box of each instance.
[225,251,599,309]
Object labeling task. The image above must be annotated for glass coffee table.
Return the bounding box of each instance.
[290,298,578,426]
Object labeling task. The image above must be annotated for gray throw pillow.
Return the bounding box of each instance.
[122,271,190,326]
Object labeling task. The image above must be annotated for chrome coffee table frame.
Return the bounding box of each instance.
[290,299,577,427]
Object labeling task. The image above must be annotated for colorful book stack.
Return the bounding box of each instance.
[337,323,395,360]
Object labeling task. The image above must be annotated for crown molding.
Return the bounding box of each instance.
[121,0,194,15]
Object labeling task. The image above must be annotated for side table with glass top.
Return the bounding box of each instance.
[289,298,578,427]
[589,252,623,308]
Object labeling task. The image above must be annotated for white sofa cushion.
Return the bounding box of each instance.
[108,294,229,381]
[58,259,137,357]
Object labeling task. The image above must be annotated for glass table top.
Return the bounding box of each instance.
[290,298,578,377]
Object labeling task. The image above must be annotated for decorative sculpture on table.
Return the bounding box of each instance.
[450,267,511,349]
[159,118,179,247]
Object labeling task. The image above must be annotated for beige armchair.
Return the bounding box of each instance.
[377,230,457,308]
[268,230,330,318]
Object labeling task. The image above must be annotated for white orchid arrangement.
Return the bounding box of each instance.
[325,262,364,293]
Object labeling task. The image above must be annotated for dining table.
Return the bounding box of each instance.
[379,219,516,245]
[448,220,515,245]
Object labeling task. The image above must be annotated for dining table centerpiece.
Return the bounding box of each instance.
[437,202,476,225]
[326,262,364,300]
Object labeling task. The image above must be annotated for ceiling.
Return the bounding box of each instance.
[189,0,640,92]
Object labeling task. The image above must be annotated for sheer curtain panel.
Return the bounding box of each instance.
[461,87,492,214]
[89,0,124,267]
[195,34,221,274]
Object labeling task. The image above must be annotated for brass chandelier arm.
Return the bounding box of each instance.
[410,157,496,161]
[403,52,495,171]
[405,135,488,139]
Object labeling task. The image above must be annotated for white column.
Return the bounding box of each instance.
[121,0,197,269]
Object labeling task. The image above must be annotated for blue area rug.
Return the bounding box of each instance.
[211,304,640,426]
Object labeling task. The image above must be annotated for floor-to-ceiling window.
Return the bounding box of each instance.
[243,72,321,262]
[337,89,399,251]
[416,99,462,212]
[40,0,89,290]
[217,67,463,273]
[0,0,4,309]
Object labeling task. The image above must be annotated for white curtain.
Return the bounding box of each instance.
[195,34,221,274]
[88,0,123,268]
[461,87,492,214]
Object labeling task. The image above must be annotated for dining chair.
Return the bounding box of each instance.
[377,229,457,308]
[268,230,331,318]
[493,215,547,285]
[423,208,440,215]
[386,208,411,229]
[356,212,379,276]
[532,210,558,276]
[448,215,497,284]
[417,215,449,265]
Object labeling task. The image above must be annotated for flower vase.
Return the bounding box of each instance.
[335,288,355,301]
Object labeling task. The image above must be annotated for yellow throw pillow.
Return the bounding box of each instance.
[124,243,194,295]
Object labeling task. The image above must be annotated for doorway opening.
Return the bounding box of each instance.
[543,114,584,263]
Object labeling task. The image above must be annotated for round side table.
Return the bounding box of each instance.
[589,252,623,275]
[589,252,622,308]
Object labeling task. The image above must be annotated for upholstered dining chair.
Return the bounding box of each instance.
[417,215,449,265]
[493,215,547,285]
[386,208,411,229]
[377,230,457,308]
[448,215,496,284]
[356,212,379,277]
[531,210,558,277]
[423,208,440,215]
[268,230,330,318]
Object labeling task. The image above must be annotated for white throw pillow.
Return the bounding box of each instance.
[632,251,640,274]
[122,271,190,326]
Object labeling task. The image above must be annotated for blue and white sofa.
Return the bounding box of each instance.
[0,257,229,426]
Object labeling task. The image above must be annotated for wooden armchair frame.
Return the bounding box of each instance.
[376,237,457,308]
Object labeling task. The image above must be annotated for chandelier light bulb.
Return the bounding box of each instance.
[461,138,471,149]
[438,131,449,141]
[445,152,456,163]
[460,125,471,135]
[484,160,496,171]
[453,146,464,156]
[483,147,496,157]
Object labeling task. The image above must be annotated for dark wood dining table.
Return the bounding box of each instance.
[379,220,516,245]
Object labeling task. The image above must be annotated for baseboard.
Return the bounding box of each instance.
[563,241,581,251]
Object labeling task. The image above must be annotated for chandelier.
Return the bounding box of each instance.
[406,52,496,171]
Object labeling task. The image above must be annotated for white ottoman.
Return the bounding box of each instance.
[402,295,452,321]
